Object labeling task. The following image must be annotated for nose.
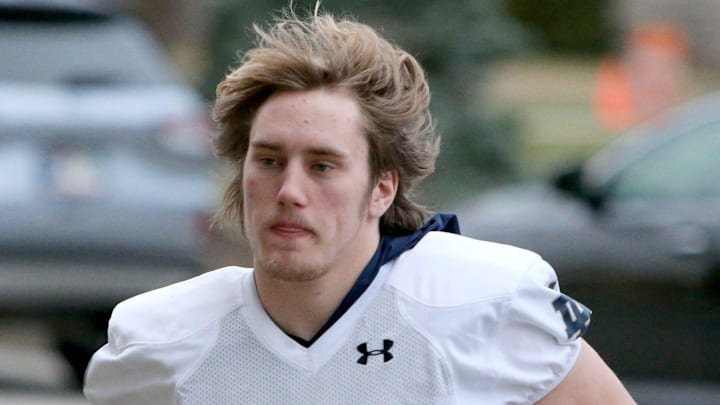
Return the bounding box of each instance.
[275,162,308,207]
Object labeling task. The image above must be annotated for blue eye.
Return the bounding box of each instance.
[259,158,278,166]
[313,163,333,172]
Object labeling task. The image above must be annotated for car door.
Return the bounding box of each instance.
[592,120,720,283]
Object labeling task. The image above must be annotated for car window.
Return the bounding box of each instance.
[0,17,176,84]
[612,121,720,200]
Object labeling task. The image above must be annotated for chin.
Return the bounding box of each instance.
[257,254,329,282]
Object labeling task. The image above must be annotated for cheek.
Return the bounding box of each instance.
[328,184,370,221]
[243,168,272,197]
[242,176,273,236]
[243,176,259,196]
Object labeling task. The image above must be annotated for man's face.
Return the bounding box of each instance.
[242,87,394,282]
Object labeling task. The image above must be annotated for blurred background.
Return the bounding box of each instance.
[1,0,719,403]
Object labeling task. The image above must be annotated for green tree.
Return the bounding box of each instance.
[506,0,616,54]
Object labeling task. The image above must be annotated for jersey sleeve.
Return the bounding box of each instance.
[491,258,590,403]
[83,300,219,404]
[83,267,246,404]
[84,317,175,404]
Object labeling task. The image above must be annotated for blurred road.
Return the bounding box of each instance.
[0,320,87,404]
[0,393,87,405]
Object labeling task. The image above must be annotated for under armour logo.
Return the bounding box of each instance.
[356,339,394,365]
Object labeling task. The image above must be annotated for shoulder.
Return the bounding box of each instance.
[387,231,550,306]
[385,232,585,403]
[85,267,252,404]
[108,266,252,348]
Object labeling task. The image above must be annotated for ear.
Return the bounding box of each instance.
[369,170,398,219]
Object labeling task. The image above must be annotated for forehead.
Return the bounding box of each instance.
[249,88,368,154]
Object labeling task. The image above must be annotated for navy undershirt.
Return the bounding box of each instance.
[289,213,460,347]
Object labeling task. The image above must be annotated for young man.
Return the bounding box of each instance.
[84,8,635,404]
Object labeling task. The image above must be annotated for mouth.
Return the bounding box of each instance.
[269,221,314,239]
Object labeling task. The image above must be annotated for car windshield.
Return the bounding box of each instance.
[612,121,720,200]
[0,15,177,84]
[581,95,720,190]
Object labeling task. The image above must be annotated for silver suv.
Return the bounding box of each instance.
[0,1,216,384]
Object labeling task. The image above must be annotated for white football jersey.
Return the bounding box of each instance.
[84,232,587,404]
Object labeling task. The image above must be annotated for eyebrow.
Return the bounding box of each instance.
[249,141,349,159]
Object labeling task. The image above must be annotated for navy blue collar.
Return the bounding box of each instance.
[289,213,460,347]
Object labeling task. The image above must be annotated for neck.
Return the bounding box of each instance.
[253,230,380,341]
[254,277,348,341]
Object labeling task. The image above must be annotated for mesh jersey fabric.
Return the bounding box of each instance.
[84,231,585,404]
[178,288,452,404]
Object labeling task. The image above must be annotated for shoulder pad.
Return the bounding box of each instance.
[109,266,250,348]
[387,232,542,306]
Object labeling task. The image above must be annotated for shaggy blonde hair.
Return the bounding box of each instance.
[213,8,439,235]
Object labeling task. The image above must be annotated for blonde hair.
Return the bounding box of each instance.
[213,8,439,235]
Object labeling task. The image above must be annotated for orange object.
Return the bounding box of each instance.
[595,21,689,131]
[595,58,632,131]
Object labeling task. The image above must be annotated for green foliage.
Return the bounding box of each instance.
[506,0,616,54]
[202,0,531,206]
